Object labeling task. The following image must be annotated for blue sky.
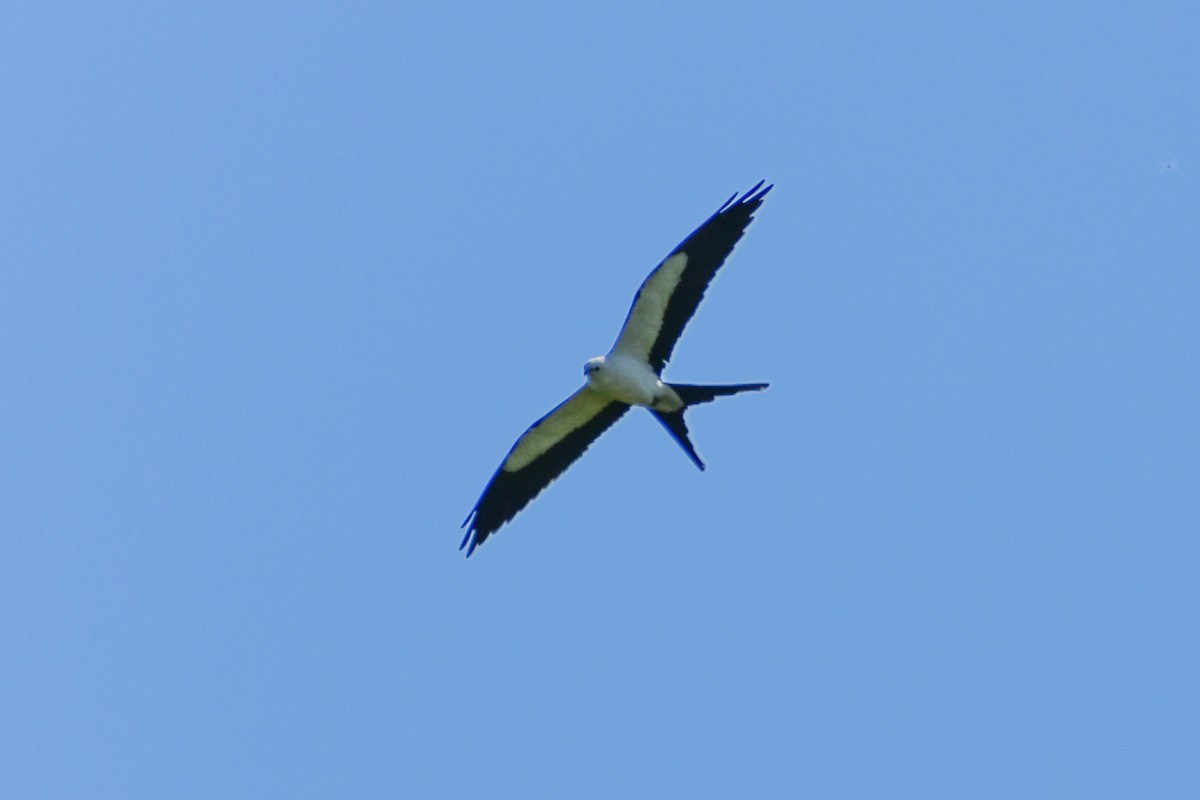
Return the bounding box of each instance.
[2,2,1198,797]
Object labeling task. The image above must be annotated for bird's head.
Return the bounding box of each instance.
[583,356,605,377]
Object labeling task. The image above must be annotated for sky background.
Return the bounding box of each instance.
[2,2,1198,797]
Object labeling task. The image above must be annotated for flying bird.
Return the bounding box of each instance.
[461,181,772,555]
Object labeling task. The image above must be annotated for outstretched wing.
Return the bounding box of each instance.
[611,181,772,374]
[461,386,629,556]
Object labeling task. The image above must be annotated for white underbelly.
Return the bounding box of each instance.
[588,354,681,410]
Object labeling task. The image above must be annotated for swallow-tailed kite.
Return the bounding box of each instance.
[461,181,772,555]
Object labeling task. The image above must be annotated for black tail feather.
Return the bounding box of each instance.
[669,382,769,407]
[650,410,705,471]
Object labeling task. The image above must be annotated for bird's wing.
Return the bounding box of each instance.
[610,181,772,374]
[461,386,629,555]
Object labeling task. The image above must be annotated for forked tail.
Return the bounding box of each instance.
[650,382,768,470]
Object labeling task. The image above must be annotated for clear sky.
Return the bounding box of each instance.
[2,2,1197,797]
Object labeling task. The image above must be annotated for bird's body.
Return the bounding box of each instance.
[462,182,773,555]
[585,353,683,411]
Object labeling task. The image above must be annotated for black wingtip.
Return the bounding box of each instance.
[459,511,481,556]
[743,181,772,205]
[718,180,773,214]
